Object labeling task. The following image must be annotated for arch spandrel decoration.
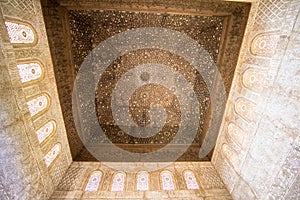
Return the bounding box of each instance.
[227,122,244,147]
[184,170,199,190]
[44,143,61,168]
[136,171,149,191]
[111,172,126,192]
[4,20,37,46]
[234,97,256,122]
[17,61,44,84]
[36,120,56,144]
[161,171,175,191]
[85,171,102,192]
[242,67,265,92]
[221,143,240,167]
[250,32,280,58]
[26,94,50,117]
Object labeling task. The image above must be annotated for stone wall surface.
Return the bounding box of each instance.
[51,161,232,199]
[212,0,300,199]
[0,0,72,199]
[0,12,46,198]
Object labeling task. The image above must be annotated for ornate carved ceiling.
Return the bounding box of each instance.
[68,10,223,147]
[42,0,250,161]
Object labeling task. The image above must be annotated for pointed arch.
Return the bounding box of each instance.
[183,170,199,190]
[36,120,56,144]
[17,60,44,84]
[26,93,51,117]
[84,170,103,192]
[111,172,126,192]
[160,170,175,191]
[44,143,61,168]
[136,171,149,191]
[4,19,37,47]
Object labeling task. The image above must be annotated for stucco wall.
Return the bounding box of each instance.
[0,0,72,199]
[212,0,300,199]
